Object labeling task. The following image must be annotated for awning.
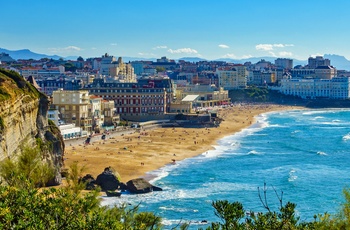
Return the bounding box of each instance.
[182,95,199,102]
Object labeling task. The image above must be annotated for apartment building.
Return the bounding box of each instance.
[216,65,248,89]
[308,56,331,69]
[52,90,92,132]
[275,58,293,69]
[250,70,276,86]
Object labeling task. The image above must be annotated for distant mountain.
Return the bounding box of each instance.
[2,48,349,70]
[121,57,157,62]
[177,57,207,62]
[0,48,62,60]
[324,54,350,70]
[215,56,307,67]
[65,56,79,61]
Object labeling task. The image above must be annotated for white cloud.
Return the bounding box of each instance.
[222,53,236,58]
[268,51,277,57]
[110,43,117,46]
[91,47,97,50]
[256,44,274,51]
[241,55,253,59]
[279,51,293,57]
[255,43,295,51]
[311,53,323,57]
[48,46,82,53]
[153,45,168,49]
[167,48,198,54]
[218,44,230,49]
[138,52,155,56]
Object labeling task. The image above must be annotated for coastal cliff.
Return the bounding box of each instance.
[0,69,64,185]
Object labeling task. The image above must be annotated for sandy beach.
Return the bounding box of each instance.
[63,104,302,183]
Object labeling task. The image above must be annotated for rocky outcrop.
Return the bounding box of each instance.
[126,178,163,194]
[0,69,64,185]
[95,166,120,191]
[79,174,96,190]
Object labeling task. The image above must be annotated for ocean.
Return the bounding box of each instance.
[101,108,350,229]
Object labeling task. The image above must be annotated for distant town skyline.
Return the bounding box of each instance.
[2,0,350,60]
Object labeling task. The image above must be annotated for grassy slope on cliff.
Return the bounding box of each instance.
[0,68,42,103]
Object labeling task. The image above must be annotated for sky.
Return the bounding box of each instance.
[1,0,350,60]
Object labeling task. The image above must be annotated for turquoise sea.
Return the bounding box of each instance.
[101,108,350,229]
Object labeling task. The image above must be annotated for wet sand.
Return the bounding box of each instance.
[63,104,302,183]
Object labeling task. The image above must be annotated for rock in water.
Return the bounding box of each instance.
[95,167,120,191]
[126,178,162,194]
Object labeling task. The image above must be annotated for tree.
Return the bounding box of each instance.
[64,62,77,72]
[156,67,166,73]
[0,145,55,188]
[203,183,321,230]
[0,160,163,229]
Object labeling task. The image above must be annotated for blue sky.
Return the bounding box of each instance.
[1,0,350,60]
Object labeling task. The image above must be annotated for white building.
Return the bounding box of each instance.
[59,124,87,140]
[279,77,350,99]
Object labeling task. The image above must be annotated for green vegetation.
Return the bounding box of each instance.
[0,146,55,188]
[118,120,129,126]
[0,154,163,229]
[64,62,77,72]
[156,67,166,73]
[0,183,162,229]
[0,68,43,103]
[229,86,269,102]
[0,116,4,132]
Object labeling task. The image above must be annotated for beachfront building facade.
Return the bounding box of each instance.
[216,65,248,89]
[176,84,230,108]
[52,90,93,132]
[85,76,175,121]
[279,77,350,99]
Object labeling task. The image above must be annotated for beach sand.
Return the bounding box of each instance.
[63,104,301,183]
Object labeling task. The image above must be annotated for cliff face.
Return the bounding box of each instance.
[0,69,64,185]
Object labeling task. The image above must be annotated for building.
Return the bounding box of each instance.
[36,77,82,96]
[250,70,276,86]
[279,77,350,99]
[289,69,315,79]
[175,84,230,108]
[85,77,174,121]
[308,56,331,69]
[314,66,337,79]
[101,100,120,128]
[59,124,86,140]
[275,58,293,69]
[131,61,144,75]
[216,65,248,89]
[52,90,93,132]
